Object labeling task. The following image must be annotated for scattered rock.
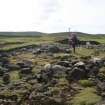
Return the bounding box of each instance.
[57,61,71,67]
[74,61,85,66]
[0,43,105,105]
[20,67,32,74]
[95,78,105,98]
[96,101,105,105]
[0,66,8,76]
[67,67,86,81]
[91,57,102,63]
[4,63,20,71]
[52,65,67,78]
[44,63,52,71]
[3,73,10,84]
[48,45,60,53]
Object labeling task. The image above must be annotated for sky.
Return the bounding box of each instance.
[0,0,105,33]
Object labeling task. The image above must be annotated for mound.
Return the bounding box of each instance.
[57,38,100,45]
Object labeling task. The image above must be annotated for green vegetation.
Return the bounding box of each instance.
[79,35,105,44]
[0,32,105,104]
[0,35,58,51]
[79,80,94,87]
[71,88,102,105]
[10,71,20,82]
[0,32,105,52]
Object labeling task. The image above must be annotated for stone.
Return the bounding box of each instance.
[44,63,52,71]
[48,45,60,53]
[3,73,10,84]
[97,81,105,91]
[17,60,33,68]
[29,92,64,105]
[37,70,53,83]
[65,49,72,53]
[74,61,85,66]
[74,61,85,69]
[57,61,70,67]
[0,66,7,76]
[4,63,20,71]
[20,67,32,74]
[0,57,9,67]
[67,67,86,81]
[91,57,102,63]
[0,52,9,57]
[33,48,42,54]
[88,66,100,77]
[52,65,67,78]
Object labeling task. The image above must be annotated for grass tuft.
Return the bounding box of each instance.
[71,87,102,105]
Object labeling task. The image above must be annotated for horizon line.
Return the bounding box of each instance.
[0,31,104,35]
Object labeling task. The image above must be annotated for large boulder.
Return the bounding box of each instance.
[52,65,67,78]
[74,61,85,69]
[67,67,86,81]
[47,45,60,53]
[37,64,66,83]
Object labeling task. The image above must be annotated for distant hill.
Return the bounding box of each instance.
[49,32,94,36]
[0,31,105,37]
[0,31,46,37]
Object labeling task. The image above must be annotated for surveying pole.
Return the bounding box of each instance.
[69,27,71,36]
[69,28,70,33]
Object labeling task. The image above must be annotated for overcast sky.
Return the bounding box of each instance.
[0,0,105,33]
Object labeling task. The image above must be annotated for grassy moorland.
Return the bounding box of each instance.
[0,32,105,52]
[0,32,105,105]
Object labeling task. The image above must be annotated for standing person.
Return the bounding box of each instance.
[69,32,79,53]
